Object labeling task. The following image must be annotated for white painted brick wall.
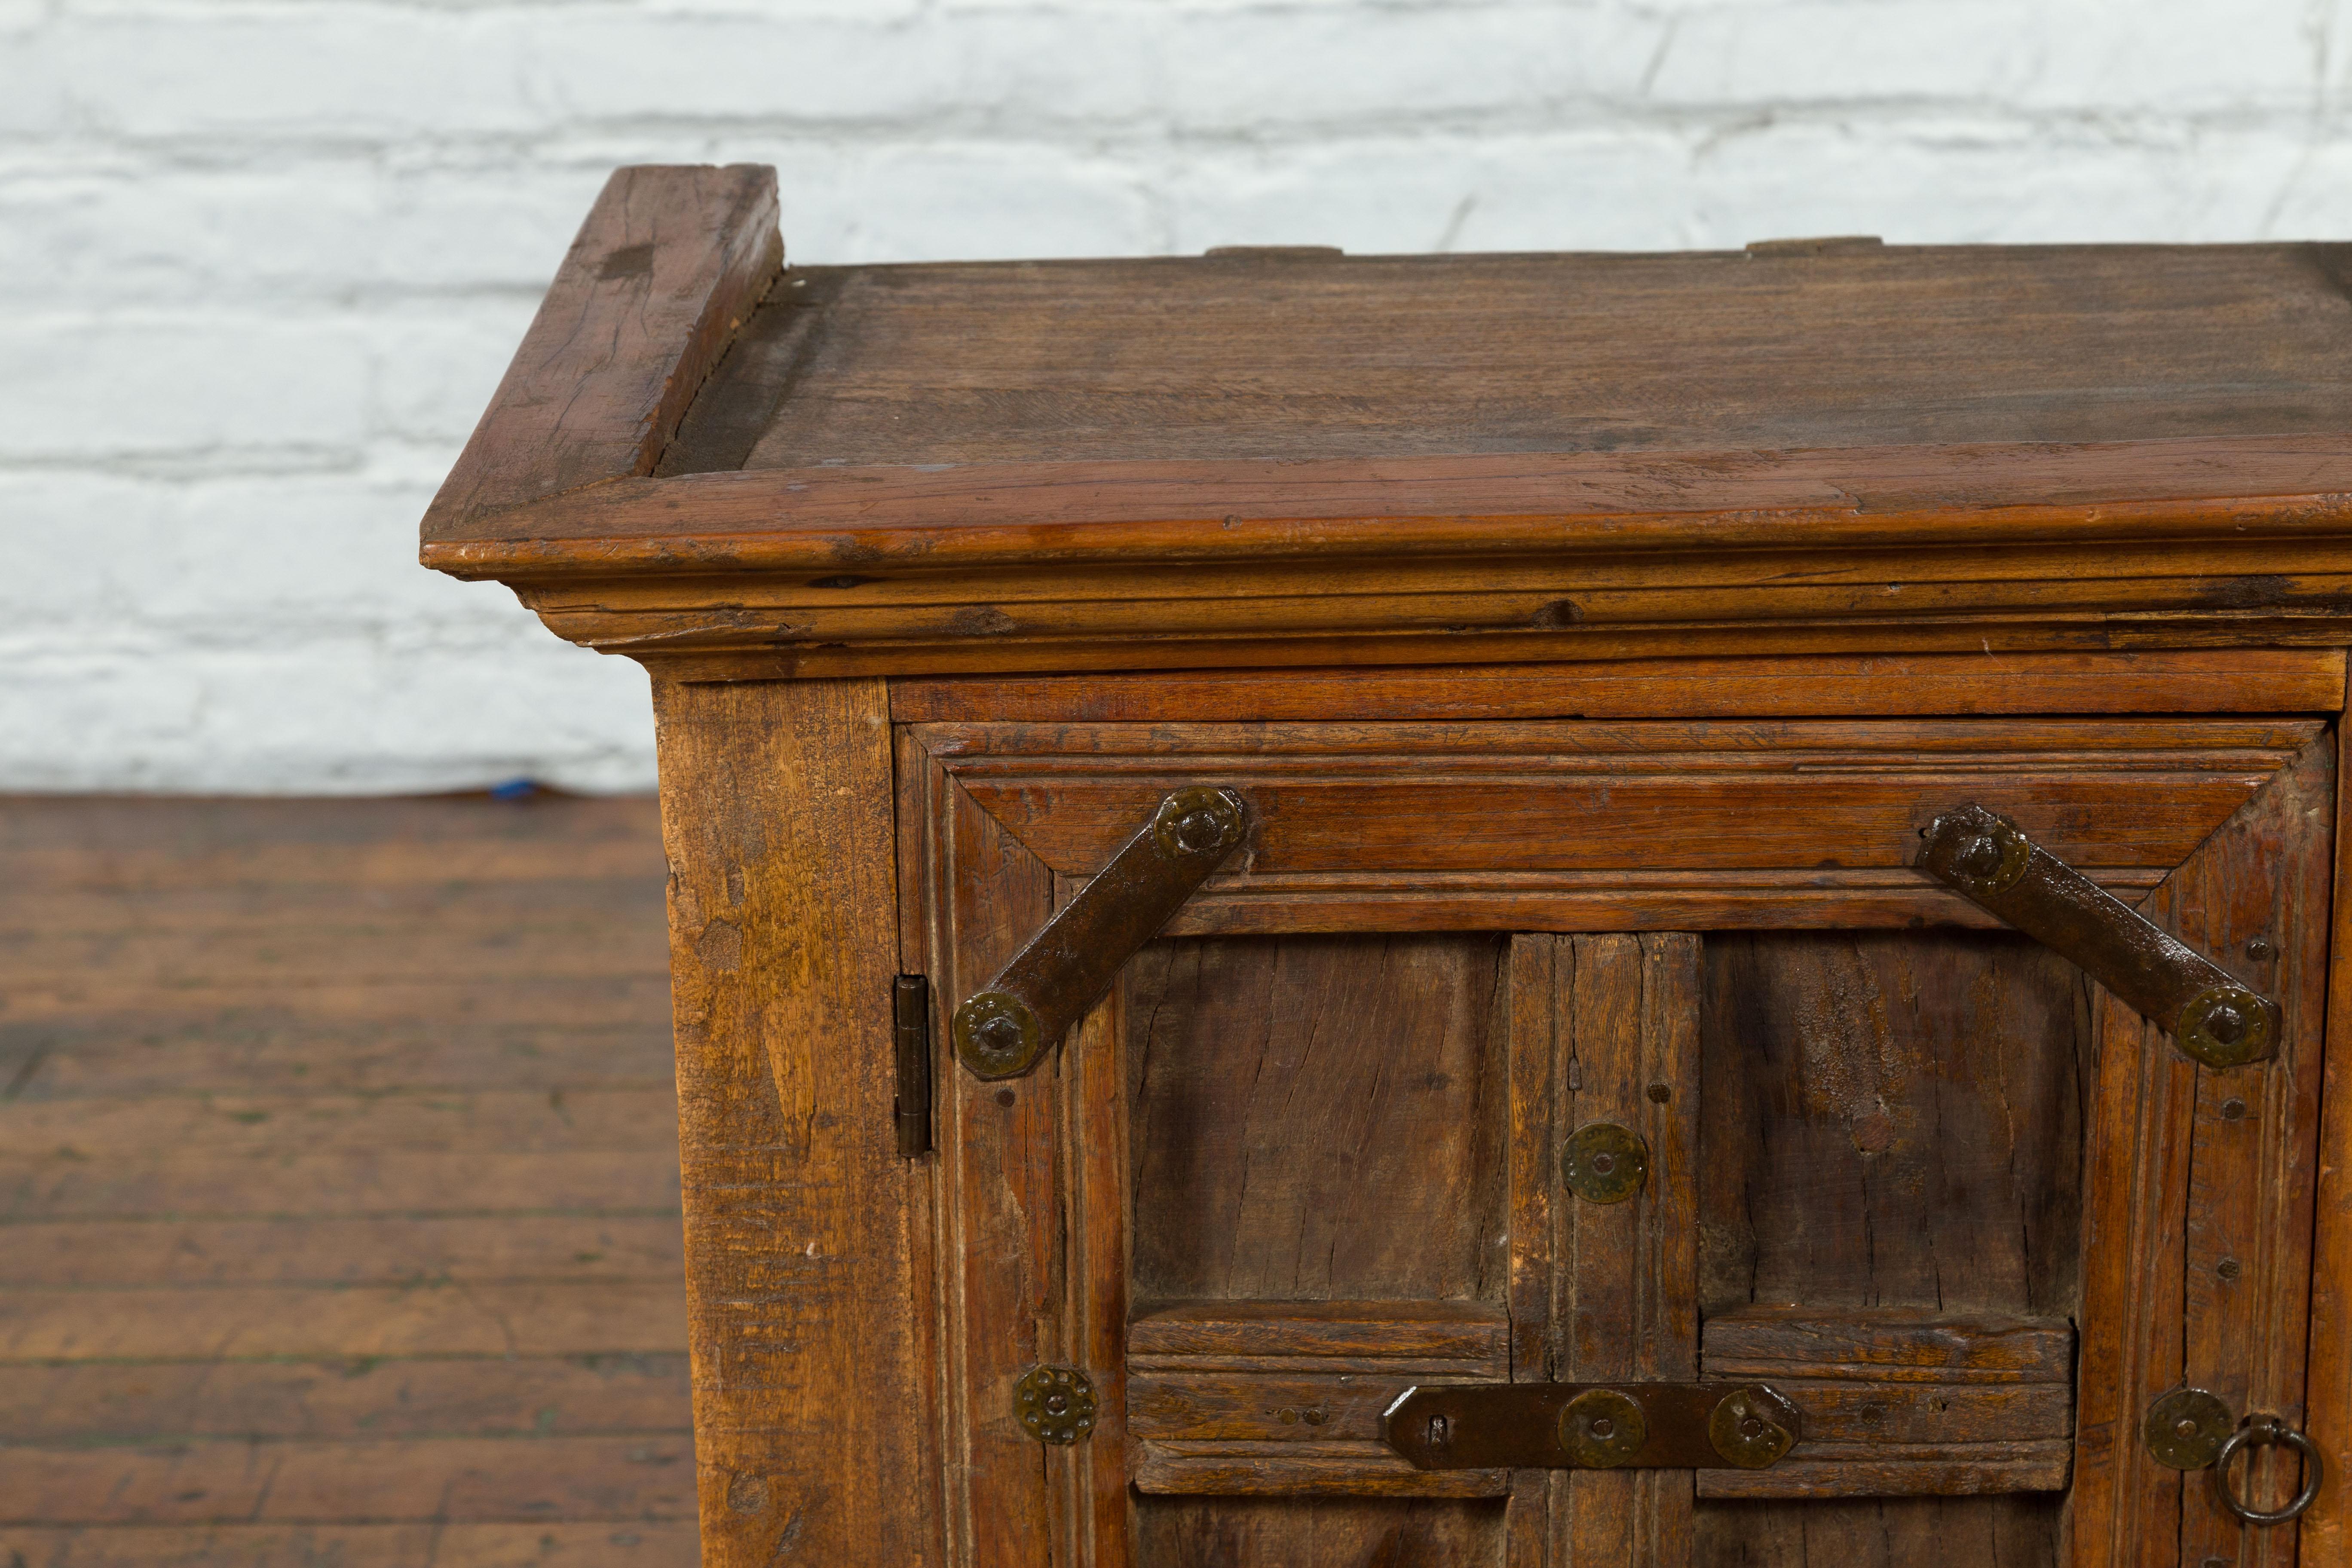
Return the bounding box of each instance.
[4,0,2349,793]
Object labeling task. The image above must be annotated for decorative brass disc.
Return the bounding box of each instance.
[1562,1121,1650,1204]
[2143,1387,2233,1470]
[1559,1388,1648,1468]
[1015,1364,1098,1446]
[2176,984,2276,1071]
[1150,784,1247,859]
[953,989,1044,1080]
[1936,810,2032,896]
[1709,1384,1800,1469]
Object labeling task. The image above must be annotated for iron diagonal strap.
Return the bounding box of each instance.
[952,785,1251,1079]
[1384,1382,1800,1471]
[1917,802,2276,1070]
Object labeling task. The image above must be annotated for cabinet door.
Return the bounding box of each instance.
[897,708,2332,1568]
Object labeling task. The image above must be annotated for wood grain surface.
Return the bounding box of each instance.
[1504,934,1703,1564]
[652,677,931,1567]
[1694,927,2091,1559]
[420,171,2352,678]
[1699,1309,2076,1499]
[891,649,2349,725]
[1132,1496,1508,1566]
[472,490,2352,680]
[1127,1303,1511,1500]
[2070,733,2334,1568]
[2304,712,2352,1562]
[917,716,2311,934]
[421,163,780,536]
[1125,935,1507,1305]
[0,793,692,1568]
[707,245,2352,472]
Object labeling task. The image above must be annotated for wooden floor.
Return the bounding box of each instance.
[0,794,697,1568]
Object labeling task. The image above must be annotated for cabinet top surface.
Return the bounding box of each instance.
[419,165,2352,681]
[669,242,2352,474]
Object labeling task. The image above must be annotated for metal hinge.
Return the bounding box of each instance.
[892,974,932,1157]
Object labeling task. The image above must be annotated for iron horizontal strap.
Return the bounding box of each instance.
[1917,802,2277,1070]
[1383,1381,1800,1471]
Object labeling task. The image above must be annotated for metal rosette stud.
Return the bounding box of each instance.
[1015,1364,1098,1445]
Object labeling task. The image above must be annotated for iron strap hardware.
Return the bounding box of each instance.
[891,974,932,1157]
[1382,1381,1800,1471]
[953,785,1250,1079]
[2142,1389,2324,1526]
[1917,804,2278,1070]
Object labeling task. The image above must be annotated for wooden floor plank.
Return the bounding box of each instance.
[0,1283,690,1361]
[3,1017,672,1101]
[0,975,671,1032]
[0,1357,691,1444]
[3,1434,696,1525]
[0,794,693,1552]
[0,1521,700,1568]
[1,1089,684,1156]
[1,1150,681,1220]
[6,1215,684,1288]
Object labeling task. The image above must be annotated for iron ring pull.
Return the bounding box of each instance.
[2212,1416,2324,1526]
[952,785,1251,1080]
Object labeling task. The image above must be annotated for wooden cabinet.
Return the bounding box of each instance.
[424,164,2352,1567]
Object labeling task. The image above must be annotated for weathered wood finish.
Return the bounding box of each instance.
[919,717,2313,935]
[2306,707,2352,1560]
[1504,934,1703,1563]
[1694,927,2092,1560]
[489,508,2352,680]
[422,164,780,536]
[1697,930,2090,1321]
[712,246,2352,471]
[421,168,2352,680]
[1700,1310,2076,1498]
[1126,1302,1513,1500]
[903,744,1088,1566]
[1125,936,1507,1306]
[652,677,931,1567]
[891,650,2348,725]
[423,166,2352,1565]
[1693,1498,2064,1566]
[1116,935,1507,1515]
[1133,1496,1508,1566]
[2070,734,2334,1568]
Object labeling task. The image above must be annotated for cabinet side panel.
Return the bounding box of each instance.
[652,676,929,1566]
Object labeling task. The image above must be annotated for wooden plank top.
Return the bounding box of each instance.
[420,163,2352,679]
[664,240,2352,474]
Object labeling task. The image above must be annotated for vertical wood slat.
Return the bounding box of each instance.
[652,676,932,1568]
[2307,712,2352,1559]
[908,749,1130,1568]
[1506,933,1701,1565]
[2070,734,2334,1568]
[937,775,1059,1566]
[1066,984,1133,1567]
